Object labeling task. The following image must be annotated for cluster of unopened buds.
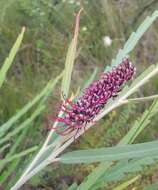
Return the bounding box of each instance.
[49,58,136,138]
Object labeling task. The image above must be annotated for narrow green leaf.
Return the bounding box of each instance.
[0,105,45,179]
[30,143,55,171]
[112,175,140,190]
[0,143,10,154]
[0,160,19,185]
[105,10,158,71]
[120,99,158,145]
[0,126,29,172]
[0,146,38,166]
[0,72,63,138]
[0,105,47,184]
[60,140,158,164]
[61,9,82,97]
[0,27,25,88]
[96,157,156,187]
[77,162,112,190]
[0,105,45,146]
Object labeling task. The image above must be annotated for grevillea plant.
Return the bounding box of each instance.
[53,58,135,137]
[11,9,158,190]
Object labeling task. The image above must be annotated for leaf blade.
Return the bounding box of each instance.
[60,140,158,164]
[0,27,25,88]
[61,9,82,97]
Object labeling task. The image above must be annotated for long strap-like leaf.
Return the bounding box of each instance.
[60,140,158,164]
[0,27,25,88]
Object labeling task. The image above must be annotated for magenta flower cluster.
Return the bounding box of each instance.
[55,58,136,135]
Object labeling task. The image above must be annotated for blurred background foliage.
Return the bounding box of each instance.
[1,0,158,189]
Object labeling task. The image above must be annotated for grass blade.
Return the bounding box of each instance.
[106,10,158,71]
[0,143,10,154]
[0,27,25,88]
[112,175,140,190]
[0,72,63,138]
[61,9,82,98]
[60,140,158,164]
[120,99,158,145]
[0,146,38,166]
[0,105,45,146]
[77,98,158,189]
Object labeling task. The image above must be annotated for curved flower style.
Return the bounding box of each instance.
[53,58,136,136]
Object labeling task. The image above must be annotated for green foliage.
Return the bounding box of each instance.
[9,9,82,189]
[76,99,158,190]
[61,9,81,98]
[93,158,157,189]
[112,175,140,190]
[0,146,38,166]
[1,1,158,190]
[120,99,158,144]
[0,27,25,88]
[144,181,158,190]
[0,105,44,146]
[0,27,63,187]
[0,71,62,188]
[60,140,158,164]
[0,72,63,138]
[105,10,158,71]
[105,104,136,145]
[12,7,158,190]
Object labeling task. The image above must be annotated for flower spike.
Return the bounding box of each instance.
[50,58,136,137]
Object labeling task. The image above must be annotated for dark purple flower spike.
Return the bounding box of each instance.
[50,58,136,137]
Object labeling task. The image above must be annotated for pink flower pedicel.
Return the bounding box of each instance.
[52,58,136,136]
